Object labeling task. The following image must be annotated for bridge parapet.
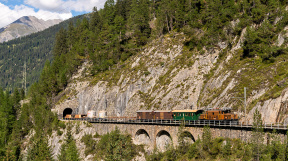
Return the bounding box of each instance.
[61,118,287,151]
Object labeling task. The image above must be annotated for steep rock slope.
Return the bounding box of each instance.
[55,33,221,117]
[0,16,62,42]
[54,28,288,124]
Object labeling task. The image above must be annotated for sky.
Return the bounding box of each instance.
[0,0,107,28]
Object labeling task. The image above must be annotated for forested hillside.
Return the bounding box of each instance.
[2,0,288,160]
[0,15,84,92]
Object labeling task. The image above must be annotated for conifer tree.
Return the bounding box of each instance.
[27,137,53,161]
[53,28,68,57]
[103,0,115,25]
[175,0,185,29]
[12,88,21,115]
[252,109,264,161]
[202,126,212,151]
[128,0,151,46]
[20,88,25,100]
[268,130,285,160]
[58,123,80,161]
[90,7,102,34]
[67,21,76,51]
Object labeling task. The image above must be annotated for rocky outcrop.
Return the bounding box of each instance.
[0,16,62,42]
[55,33,219,118]
[245,88,288,124]
[48,121,98,161]
[54,30,288,124]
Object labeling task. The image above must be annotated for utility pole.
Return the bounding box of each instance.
[244,87,246,118]
[232,87,247,119]
[22,62,27,94]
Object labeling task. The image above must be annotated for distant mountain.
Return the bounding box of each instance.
[0,15,85,91]
[0,16,62,42]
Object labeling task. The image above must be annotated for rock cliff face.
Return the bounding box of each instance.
[0,16,62,42]
[54,30,288,124]
[49,122,97,160]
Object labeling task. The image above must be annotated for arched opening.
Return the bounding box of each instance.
[179,131,195,145]
[156,130,172,152]
[134,129,150,145]
[63,108,73,118]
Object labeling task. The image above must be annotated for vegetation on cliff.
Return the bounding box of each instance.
[81,127,143,161]
[0,88,23,159]
[58,123,80,161]
[147,113,288,161]
[2,0,288,160]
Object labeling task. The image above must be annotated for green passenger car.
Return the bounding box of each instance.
[172,110,203,120]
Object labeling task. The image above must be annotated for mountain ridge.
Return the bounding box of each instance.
[0,16,62,42]
[0,14,84,91]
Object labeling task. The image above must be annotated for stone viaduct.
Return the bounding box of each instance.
[89,123,286,151]
[60,107,287,151]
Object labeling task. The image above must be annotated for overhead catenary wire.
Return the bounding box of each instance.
[32,0,75,21]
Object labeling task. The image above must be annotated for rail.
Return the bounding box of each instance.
[61,117,288,131]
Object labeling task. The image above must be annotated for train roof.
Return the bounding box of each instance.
[136,110,154,112]
[172,110,201,113]
[206,110,223,112]
[154,110,171,112]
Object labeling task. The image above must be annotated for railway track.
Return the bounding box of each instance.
[62,118,288,131]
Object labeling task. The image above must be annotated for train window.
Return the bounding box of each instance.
[212,112,214,115]
[185,113,188,116]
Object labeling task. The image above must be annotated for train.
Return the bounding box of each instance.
[136,108,238,124]
[64,108,239,124]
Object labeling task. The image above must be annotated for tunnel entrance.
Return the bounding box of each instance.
[63,108,73,118]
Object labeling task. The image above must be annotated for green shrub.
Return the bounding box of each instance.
[81,134,97,156]
[144,71,151,76]
[93,132,101,138]
[95,127,143,161]
[57,129,63,136]
[59,121,66,129]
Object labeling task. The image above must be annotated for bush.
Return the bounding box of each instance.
[59,121,66,129]
[81,134,97,156]
[57,129,63,136]
[95,127,143,161]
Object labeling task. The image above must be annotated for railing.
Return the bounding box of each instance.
[61,117,288,130]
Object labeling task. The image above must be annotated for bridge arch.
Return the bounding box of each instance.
[63,108,73,118]
[179,131,195,145]
[156,130,172,152]
[134,129,151,145]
